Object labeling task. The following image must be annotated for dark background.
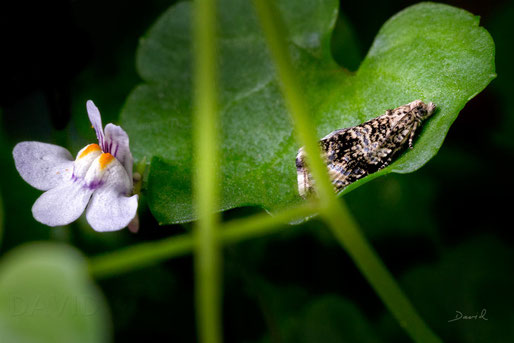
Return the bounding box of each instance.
[1,0,513,342]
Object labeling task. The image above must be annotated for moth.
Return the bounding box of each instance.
[296,100,436,198]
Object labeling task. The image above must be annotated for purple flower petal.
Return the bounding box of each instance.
[86,100,106,151]
[13,141,74,191]
[104,123,134,189]
[32,180,94,227]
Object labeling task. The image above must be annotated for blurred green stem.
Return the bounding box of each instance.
[193,0,222,342]
[253,1,441,342]
[322,201,441,343]
[89,203,316,278]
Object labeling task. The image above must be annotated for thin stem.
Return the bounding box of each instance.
[89,234,194,279]
[193,0,222,342]
[88,203,318,279]
[253,1,441,342]
[252,0,335,208]
[322,201,441,343]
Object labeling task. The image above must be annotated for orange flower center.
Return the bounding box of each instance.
[99,153,115,170]
[78,144,101,158]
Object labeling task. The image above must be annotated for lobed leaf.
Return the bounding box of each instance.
[121,0,495,224]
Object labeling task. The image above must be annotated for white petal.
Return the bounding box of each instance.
[73,144,103,179]
[104,123,134,189]
[86,100,106,150]
[86,190,138,232]
[32,180,94,227]
[84,154,137,232]
[13,141,74,191]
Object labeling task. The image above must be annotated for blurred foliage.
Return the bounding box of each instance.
[0,185,3,250]
[0,243,110,343]
[0,0,512,342]
[330,12,362,72]
[379,236,514,343]
[251,283,381,343]
[488,1,514,149]
[0,113,4,249]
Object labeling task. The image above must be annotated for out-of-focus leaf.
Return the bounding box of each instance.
[286,295,381,343]
[121,0,495,224]
[0,243,111,343]
[488,1,514,149]
[378,236,514,342]
[345,172,438,240]
[251,280,380,343]
[0,109,3,250]
[0,191,3,250]
[330,12,362,71]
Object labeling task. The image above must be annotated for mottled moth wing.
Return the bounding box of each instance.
[321,128,370,190]
[296,100,436,198]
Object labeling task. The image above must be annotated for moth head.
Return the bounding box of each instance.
[409,100,436,121]
[296,147,318,198]
[296,148,308,198]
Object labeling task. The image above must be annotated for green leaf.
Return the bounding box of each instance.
[0,243,110,343]
[121,0,495,224]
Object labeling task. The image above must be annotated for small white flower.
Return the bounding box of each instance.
[13,100,138,232]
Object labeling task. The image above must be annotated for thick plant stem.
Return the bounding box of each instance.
[253,1,441,342]
[193,0,222,342]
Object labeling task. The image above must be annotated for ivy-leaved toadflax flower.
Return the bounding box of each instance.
[13,100,138,232]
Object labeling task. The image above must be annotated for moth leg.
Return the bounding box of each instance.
[378,156,393,170]
[408,121,420,148]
